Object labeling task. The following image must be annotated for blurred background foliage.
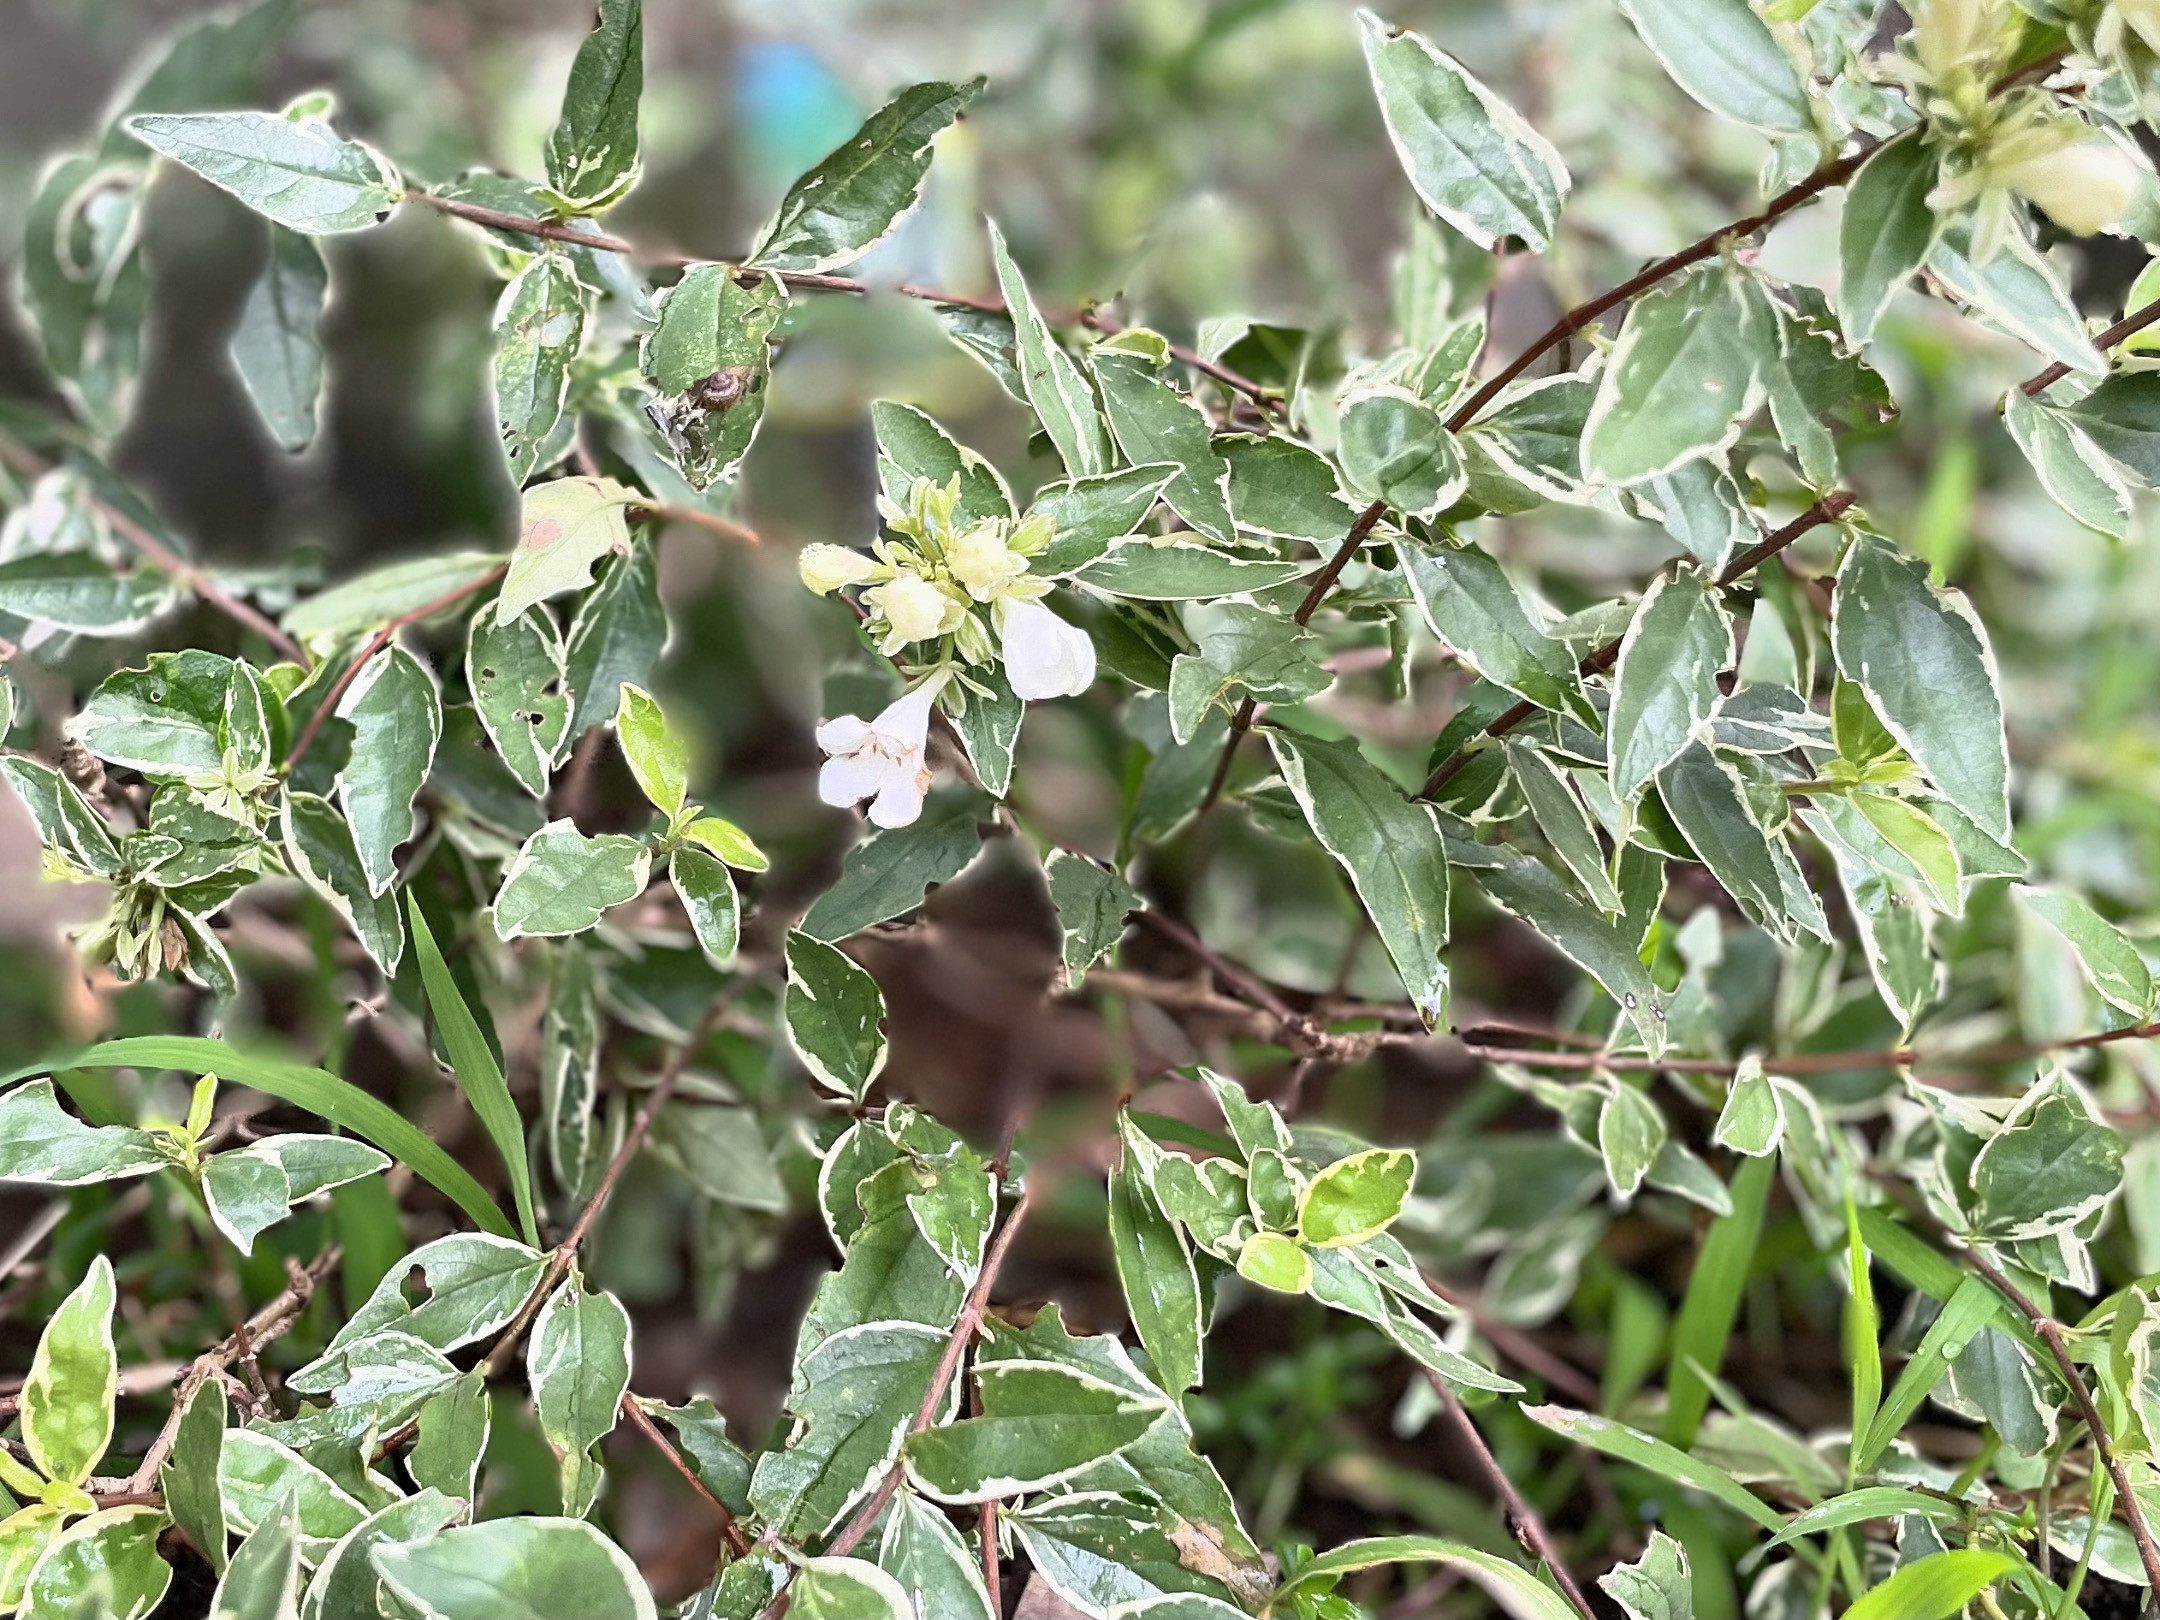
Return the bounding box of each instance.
[7,0,2160,1601]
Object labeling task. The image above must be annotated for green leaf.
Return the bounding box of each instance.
[639,265,786,491]
[1236,1230,1313,1293]
[564,538,665,735]
[1608,571,1731,800]
[543,0,642,209]
[19,1507,171,1620]
[1711,1056,1782,1157]
[1076,542,1319,600]
[905,1361,1165,1501]
[2005,388,2130,538]
[1005,1494,1237,1615]
[1465,846,1667,1052]
[126,107,398,233]
[1506,742,1622,910]
[1108,1132,1205,1395]
[299,1488,462,1620]
[784,931,889,1101]
[2015,884,2152,1014]
[1524,1404,1781,1530]
[335,644,441,898]
[67,649,235,780]
[0,1080,167,1186]
[19,156,149,437]
[1044,849,1142,985]
[499,477,637,625]
[669,848,740,969]
[1813,826,1941,1034]
[1599,1530,1692,1620]
[1268,730,1450,1025]
[297,1233,544,1382]
[409,1375,491,1503]
[1356,10,1570,251]
[530,1282,631,1518]
[203,1135,387,1252]
[283,552,506,644]
[469,606,573,798]
[1028,465,1179,577]
[987,219,1111,479]
[1841,1550,2018,1620]
[1969,1080,2124,1241]
[409,901,539,1247]
[1401,541,1580,713]
[1298,1149,1415,1247]
[1583,266,1770,485]
[213,1492,299,1620]
[1220,435,1361,541]
[1853,1275,1998,1471]
[493,820,651,940]
[1663,1153,1773,1448]
[372,1518,657,1620]
[1655,741,1789,934]
[612,682,688,817]
[1767,1487,1964,1550]
[1167,605,1329,744]
[281,792,404,976]
[1613,0,1812,133]
[0,552,171,638]
[1598,1082,1667,1200]
[1274,1534,1578,1618]
[1930,220,2104,380]
[788,1556,912,1620]
[23,1256,116,1487]
[1832,534,2009,839]
[230,223,327,452]
[493,253,585,483]
[877,1492,994,1620]
[219,1430,366,1558]
[164,1379,228,1574]
[679,813,768,872]
[1839,134,1941,347]
[1338,385,1464,517]
[1091,348,1236,542]
[872,400,1012,527]
[16,1036,516,1238]
[2062,371,2160,481]
[800,808,984,942]
[748,1320,946,1540]
[1850,793,1962,913]
[749,80,983,273]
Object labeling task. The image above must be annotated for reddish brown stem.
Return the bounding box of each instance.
[620,1392,753,1558]
[1434,1382,1596,1620]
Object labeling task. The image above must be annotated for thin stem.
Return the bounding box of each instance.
[2022,295,2160,396]
[619,1392,753,1558]
[284,564,508,771]
[1965,1250,2160,1594]
[479,990,733,1378]
[0,436,307,666]
[1434,1382,1596,1620]
[824,1177,1042,1559]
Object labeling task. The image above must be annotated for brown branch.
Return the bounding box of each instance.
[1434,1382,1596,1620]
[620,1392,753,1558]
[1418,491,1856,799]
[410,192,1279,411]
[125,1248,339,1494]
[824,1177,1042,1560]
[2022,295,2160,396]
[1965,1250,2160,1594]
[284,564,508,770]
[0,436,307,666]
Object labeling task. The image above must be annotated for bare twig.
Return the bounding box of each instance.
[0,436,307,665]
[1434,1381,1596,1620]
[824,1177,1043,1559]
[1966,1250,2160,1594]
[619,1392,753,1558]
[2022,295,2160,396]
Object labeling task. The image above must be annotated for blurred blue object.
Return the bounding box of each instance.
[733,38,862,198]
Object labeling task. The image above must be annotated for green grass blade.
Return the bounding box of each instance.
[408,900,539,1247]
[1521,1404,1783,1532]
[1842,1549,2018,1619]
[1663,1152,1773,1449]
[1844,1197,1881,1474]
[1853,1276,1998,1472]
[9,1036,513,1240]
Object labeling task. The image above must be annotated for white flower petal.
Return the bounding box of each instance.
[819,752,886,809]
[874,684,938,750]
[868,766,929,828]
[814,714,872,754]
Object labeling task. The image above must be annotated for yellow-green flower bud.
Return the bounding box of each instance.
[2000,137,2143,235]
[798,544,880,595]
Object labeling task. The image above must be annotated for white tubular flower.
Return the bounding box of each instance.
[1999,137,2144,235]
[864,573,960,653]
[798,543,879,595]
[815,682,939,828]
[1000,598,1096,701]
[949,522,1029,601]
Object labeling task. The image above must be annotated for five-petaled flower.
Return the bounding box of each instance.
[816,682,939,828]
